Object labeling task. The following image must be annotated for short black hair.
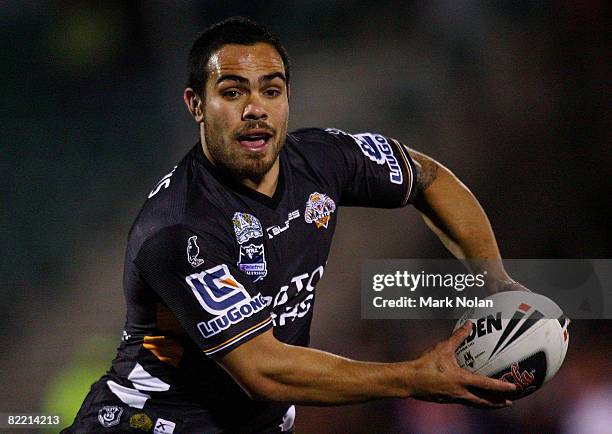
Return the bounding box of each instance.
[187,16,290,97]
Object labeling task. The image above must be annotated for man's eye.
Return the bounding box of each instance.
[222,90,241,99]
[264,89,281,97]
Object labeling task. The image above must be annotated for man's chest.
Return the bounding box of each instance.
[228,183,339,328]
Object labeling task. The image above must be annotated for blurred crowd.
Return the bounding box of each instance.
[1,1,609,433]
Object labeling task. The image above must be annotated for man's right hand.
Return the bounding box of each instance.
[405,321,517,409]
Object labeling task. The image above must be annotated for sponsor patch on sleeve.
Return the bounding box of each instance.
[326,129,403,185]
[185,265,271,355]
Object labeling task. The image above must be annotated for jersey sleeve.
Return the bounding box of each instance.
[134,225,272,358]
[324,128,417,208]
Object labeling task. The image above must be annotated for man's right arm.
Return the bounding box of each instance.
[219,321,516,408]
[135,226,515,409]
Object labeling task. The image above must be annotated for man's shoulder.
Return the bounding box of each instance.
[128,218,231,267]
[287,127,371,150]
[127,146,231,255]
[133,223,227,255]
[285,127,349,161]
[129,150,191,234]
[288,127,338,144]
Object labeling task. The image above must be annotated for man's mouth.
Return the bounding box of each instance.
[237,129,273,150]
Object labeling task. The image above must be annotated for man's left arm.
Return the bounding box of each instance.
[406,147,527,293]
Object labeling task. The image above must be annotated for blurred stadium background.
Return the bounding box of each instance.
[1,1,610,433]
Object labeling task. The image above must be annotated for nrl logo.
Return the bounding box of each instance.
[238,243,267,282]
[232,212,263,244]
[304,192,336,229]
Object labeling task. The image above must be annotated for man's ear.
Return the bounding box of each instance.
[183,88,205,123]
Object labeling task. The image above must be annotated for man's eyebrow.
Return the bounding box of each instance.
[216,74,249,85]
[259,72,286,83]
[215,72,286,86]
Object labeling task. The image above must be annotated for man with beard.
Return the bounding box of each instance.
[64,17,520,433]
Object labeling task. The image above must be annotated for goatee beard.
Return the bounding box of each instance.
[204,130,281,181]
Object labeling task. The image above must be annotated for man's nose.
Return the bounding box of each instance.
[242,94,267,120]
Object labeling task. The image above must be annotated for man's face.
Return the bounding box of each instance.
[201,42,289,180]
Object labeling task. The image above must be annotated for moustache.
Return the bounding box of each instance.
[234,122,276,139]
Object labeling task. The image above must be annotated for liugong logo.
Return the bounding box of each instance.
[186,264,266,338]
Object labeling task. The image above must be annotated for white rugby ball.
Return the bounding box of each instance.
[453,291,570,399]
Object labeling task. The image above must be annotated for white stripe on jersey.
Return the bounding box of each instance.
[107,380,151,409]
[128,362,171,392]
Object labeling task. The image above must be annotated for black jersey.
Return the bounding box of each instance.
[103,128,416,432]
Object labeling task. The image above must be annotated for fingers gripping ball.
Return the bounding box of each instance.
[453,291,570,399]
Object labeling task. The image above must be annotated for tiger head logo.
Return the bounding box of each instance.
[304,192,336,229]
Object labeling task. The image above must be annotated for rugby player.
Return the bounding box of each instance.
[64,16,523,433]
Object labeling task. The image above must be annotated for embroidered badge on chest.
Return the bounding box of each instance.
[237,243,268,282]
[304,192,336,229]
[232,212,263,244]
